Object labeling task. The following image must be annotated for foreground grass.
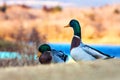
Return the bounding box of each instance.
[0,59,120,80]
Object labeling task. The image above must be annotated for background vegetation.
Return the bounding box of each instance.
[0,3,120,67]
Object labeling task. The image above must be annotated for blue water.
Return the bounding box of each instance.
[0,51,37,59]
[0,52,20,59]
[0,44,120,59]
[49,43,120,58]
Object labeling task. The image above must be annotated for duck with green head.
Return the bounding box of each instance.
[37,44,68,64]
[64,19,114,61]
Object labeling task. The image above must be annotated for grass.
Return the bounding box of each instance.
[0,59,120,80]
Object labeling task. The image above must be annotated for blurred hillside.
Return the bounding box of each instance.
[0,4,120,44]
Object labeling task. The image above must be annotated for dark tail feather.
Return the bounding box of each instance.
[104,56,115,59]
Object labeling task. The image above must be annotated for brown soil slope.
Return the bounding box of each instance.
[0,4,120,44]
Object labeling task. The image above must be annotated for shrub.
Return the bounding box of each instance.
[0,40,19,51]
[42,5,62,12]
[114,9,120,14]
[0,3,7,13]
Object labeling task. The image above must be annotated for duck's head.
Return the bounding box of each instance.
[64,19,81,38]
[38,44,51,53]
[37,44,52,64]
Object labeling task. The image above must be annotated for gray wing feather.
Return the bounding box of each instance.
[82,45,110,59]
[51,49,68,63]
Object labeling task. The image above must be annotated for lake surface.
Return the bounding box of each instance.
[49,43,120,58]
[0,43,120,59]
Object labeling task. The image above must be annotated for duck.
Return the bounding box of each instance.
[37,44,68,64]
[64,19,114,61]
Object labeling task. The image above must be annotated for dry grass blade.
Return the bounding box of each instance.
[0,59,120,80]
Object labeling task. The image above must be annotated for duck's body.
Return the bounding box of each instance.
[50,49,68,63]
[37,44,68,64]
[65,19,113,61]
[70,36,111,61]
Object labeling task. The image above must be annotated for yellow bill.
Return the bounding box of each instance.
[37,52,42,58]
[64,24,70,28]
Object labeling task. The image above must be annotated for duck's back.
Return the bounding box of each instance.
[82,44,112,59]
[51,50,68,63]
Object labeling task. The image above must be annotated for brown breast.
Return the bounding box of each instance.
[70,36,81,50]
[39,51,52,64]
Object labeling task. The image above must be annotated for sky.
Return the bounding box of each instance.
[0,0,120,8]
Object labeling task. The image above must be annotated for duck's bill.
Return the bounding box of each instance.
[37,52,42,58]
[64,24,70,28]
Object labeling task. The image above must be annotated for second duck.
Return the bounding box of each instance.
[64,19,114,61]
[37,44,68,64]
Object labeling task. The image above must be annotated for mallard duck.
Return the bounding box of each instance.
[64,19,114,61]
[37,44,68,64]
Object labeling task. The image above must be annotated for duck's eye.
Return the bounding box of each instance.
[70,22,74,27]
